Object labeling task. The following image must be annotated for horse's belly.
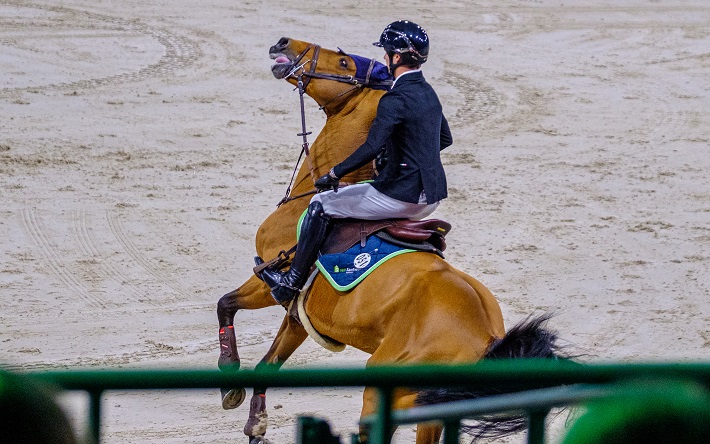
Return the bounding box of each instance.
[306,254,502,361]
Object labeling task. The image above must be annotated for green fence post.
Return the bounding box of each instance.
[369,387,393,444]
[88,390,103,444]
[527,409,549,444]
[442,420,460,444]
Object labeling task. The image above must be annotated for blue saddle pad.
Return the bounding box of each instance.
[316,235,414,291]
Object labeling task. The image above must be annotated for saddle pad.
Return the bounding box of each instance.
[316,234,415,291]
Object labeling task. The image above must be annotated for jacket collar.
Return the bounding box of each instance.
[391,69,423,89]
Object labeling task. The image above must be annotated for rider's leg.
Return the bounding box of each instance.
[257,200,330,304]
[313,182,439,220]
[256,184,438,304]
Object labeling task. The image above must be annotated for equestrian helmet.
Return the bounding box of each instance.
[373,20,429,64]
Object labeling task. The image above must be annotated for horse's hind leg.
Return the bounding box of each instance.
[359,386,443,443]
[243,313,308,441]
[217,274,276,409]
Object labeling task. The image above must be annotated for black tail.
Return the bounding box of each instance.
[485,312,562,360]
[415,314,569,442]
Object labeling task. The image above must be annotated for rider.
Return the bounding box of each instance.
[258,20,453,304]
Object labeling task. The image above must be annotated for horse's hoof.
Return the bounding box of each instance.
[221,387,247,410]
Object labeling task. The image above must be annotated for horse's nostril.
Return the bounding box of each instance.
[276,37,289,49]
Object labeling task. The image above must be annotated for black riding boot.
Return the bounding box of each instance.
[258,201,330,304]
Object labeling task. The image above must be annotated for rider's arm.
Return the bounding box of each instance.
[332,93,403,179]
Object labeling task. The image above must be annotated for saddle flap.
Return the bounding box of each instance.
[322,218,452,255]
[385,219,451,241]
[321,219,398,255]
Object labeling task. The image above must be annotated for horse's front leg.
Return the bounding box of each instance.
[244,313,308,442]
[217,274,276,409]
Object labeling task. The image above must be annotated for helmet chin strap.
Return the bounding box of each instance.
[387,51,404,76]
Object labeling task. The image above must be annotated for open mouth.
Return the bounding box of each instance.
[270,53,294,79]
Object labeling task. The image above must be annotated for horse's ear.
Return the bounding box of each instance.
[337,47,348,55]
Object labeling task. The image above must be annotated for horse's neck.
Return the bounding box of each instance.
[290,88,385,194]
[255,88,385,260]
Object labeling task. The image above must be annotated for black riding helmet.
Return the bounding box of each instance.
[373,20,429,73]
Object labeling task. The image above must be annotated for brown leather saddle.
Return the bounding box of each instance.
[256,218,452,323]
[321,218,452,256]
[254,218,452,275]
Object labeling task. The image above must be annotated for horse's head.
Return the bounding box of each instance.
[269,37,391,110]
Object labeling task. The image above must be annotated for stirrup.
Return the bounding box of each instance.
[253,256,285,280]
[269,282,299,305]
[255,259,299,305]
[253,247,295,275]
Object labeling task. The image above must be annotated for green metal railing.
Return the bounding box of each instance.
[24,360,710,444]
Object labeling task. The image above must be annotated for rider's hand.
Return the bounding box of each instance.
[315,168,340,192]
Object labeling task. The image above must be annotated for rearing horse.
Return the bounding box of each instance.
[217,37,561,444]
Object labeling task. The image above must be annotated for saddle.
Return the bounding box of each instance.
[254,218,452,275]
[321,218,452,256]
[258,217,452,332]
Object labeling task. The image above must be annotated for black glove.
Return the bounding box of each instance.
[315,169,340,192]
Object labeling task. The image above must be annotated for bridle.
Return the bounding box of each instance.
[276,44,392,207]
[288,44,393,95]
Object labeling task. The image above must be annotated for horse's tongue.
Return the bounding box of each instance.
[275,56,289,64]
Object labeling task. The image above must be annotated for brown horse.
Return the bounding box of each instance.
[217,37,561,444]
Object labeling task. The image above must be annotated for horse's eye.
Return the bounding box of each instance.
[339,58,348,69]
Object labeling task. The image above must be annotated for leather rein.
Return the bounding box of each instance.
[276,44,391,207]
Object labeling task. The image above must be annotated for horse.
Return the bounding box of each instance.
[216,37,563,444]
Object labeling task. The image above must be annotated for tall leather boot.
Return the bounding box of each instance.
[258,201,330,304]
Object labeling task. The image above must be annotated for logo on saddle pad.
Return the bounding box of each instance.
[333,253,372,273]
[353,253,372,269]
[317,236,414,291]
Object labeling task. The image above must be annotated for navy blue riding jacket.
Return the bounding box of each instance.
[332,71,453,204]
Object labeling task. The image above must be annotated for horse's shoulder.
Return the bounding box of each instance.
[255,203,306,258]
